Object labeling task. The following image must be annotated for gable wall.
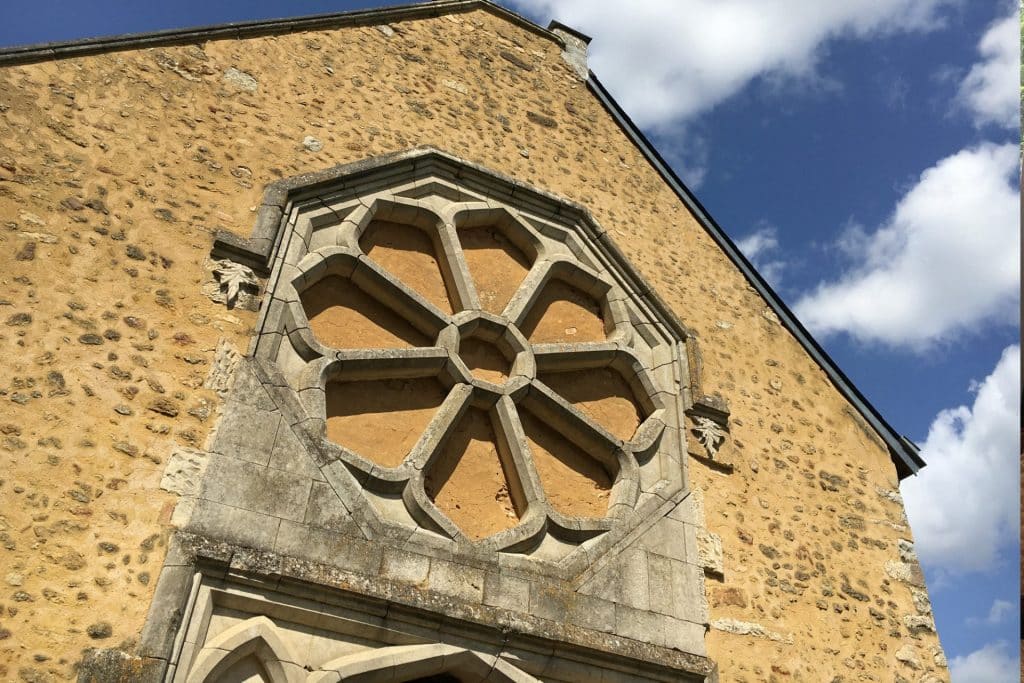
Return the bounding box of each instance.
[0,7,946,680]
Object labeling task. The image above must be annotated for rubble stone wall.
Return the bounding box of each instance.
[0,6,946,681]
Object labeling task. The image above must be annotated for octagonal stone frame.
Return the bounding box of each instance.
[215,147,704,581]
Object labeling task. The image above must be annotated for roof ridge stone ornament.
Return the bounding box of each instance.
[548,20,591,80]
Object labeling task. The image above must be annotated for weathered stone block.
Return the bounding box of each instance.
[616,548,651,611]
[76,649,165,683]
[614,604,705,656]
[200,454,312,522]
[667,495,698,525]
[274,520,382,575]
[426,558,485,603]
[646,553,707,624]
[662,617,706,655]
[894,643,920,669]
[695,528,723,576]
[136,563,194,660]
[529,584,615,633]
[903,614,935,636]
[636,515,689,561]
[480,571,529,613]
[268,422,325,481]
[186,498,282,549]
[885,559,926,587]
[208,401,282,466]
[303,481,356,533]
[381,547,430,585]
[159,447,209,496]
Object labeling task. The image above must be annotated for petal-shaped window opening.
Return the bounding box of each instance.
[518,409,612,519]
[519,279,607,343]
[301,275,431,349]
[539,367,646,441]
[423,408,522,540]
[360,220,454,314]
[326,377,449,468]
[457,225,532,315]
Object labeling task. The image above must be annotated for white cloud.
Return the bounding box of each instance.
[655,128,711,188]
[949,641,1020,683]
[735,225,786,285]
[958,11,1020,129]
[510,0,956,128]
[901,344,1020,574]
[792,143,1019,348]
[735,226,778,260]
[968,599,1016,626]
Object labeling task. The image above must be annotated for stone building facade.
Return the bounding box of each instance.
[0,1,948,680]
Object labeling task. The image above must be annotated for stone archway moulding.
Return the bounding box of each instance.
[185,615,539,683]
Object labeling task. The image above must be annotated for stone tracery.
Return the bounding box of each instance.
[251,153,697,566]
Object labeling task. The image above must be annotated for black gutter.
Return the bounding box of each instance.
[586,71,924,479]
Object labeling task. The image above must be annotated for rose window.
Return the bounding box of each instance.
[254,156,694,565]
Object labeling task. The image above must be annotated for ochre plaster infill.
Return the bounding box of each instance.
[519,410,613,519]
[325,377,449,468]
[423,408,520,540]
[540,368,645,441]
[457,224,532,315]
[360,219,454,314]
[459,335,511,384]
[519,278,607,343]
[301,275,430,349]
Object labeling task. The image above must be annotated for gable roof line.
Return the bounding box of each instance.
[0,0,553,66]
[0,0,924,477]
[586,72,924,479]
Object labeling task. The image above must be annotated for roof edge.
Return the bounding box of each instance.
[585,72,925,480]
[0,0,562,67]
[547,19,592,45]
[0,0,923,478]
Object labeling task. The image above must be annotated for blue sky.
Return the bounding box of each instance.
[1,0,1018,679]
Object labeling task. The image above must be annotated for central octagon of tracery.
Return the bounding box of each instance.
[254,155,696,567]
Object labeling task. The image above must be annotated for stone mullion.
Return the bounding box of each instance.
[493,394,547,518]
[435,219,481,313]
[400,383,475,540]
[522,378,628,472]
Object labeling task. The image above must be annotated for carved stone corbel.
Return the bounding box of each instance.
[202,258,263,310]
[686,393,733,472]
